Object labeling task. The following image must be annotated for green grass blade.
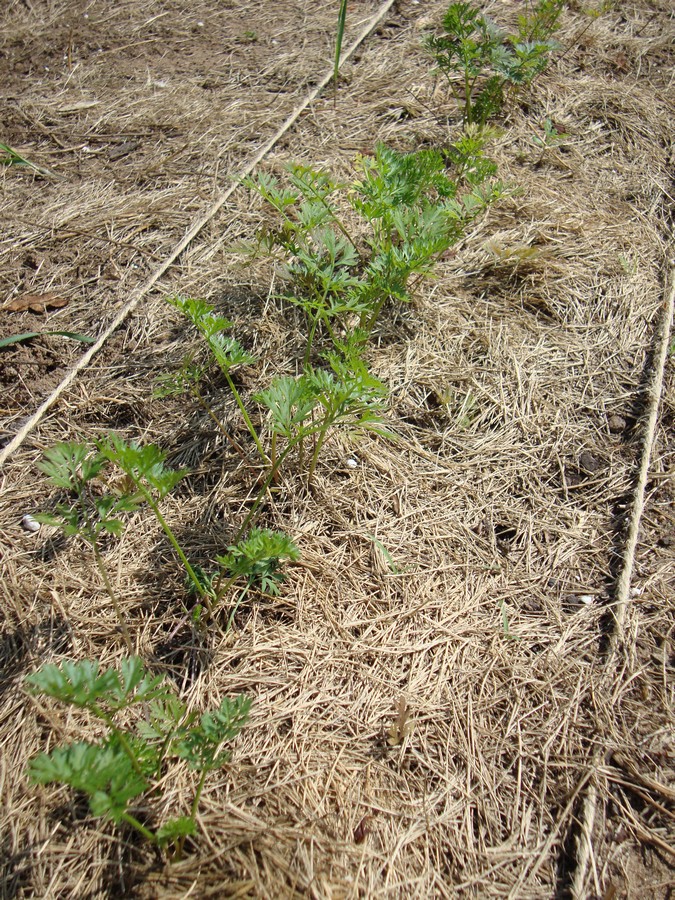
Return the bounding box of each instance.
[334,0,348,103]
[0,331,95,349]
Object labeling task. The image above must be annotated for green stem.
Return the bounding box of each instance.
[191,385,249,462]
[190,769,210,820]
[363,292,391,336]
[270,430,277,469]
[143,491,212,612]
[293,177,361,259]
[233,439,302,543]
[225,582,253,634]
[92,541,134,653]
[307,414,334,484]
[464,67,473,123]
[78,488,134,653]
[175,767,210,858]
[120,811,157,844]
[91,706,146,779]
[223,371,269,465]
[303,314,320,368]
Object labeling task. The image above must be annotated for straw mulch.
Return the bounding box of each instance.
[1,0,673,897]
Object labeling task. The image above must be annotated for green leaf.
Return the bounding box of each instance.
[255,376,317,440]
[100,434,186,499]
[216,529,299,593]
[136,694,190,745]
[26,657,168,712]
[176,695,252,771]
[28,740,148,823]
[0,331,95,349]
[157,816,196,846]
[38,442,105,491]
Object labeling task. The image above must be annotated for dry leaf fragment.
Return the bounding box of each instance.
[387,696,413,746]
[5,293,68,313]
[353,815,372,844]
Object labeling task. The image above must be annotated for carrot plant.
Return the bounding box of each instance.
[166,296,269,465]
[26,657,250,857]
[96,434,214,608]
[424,1,564,125]
[255,343,389,483]
[242,142,503,359]
[209,528,300,631]
[34,442,142,652]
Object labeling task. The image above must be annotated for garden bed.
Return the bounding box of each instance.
[1,0,673,897]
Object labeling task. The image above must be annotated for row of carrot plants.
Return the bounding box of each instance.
[25,1,565,858]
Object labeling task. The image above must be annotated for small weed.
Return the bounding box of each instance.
[424,1,564,124]
[0,330,95,349]
[26,657,250,857]
[0,141,56,177]
[531,118,570,159]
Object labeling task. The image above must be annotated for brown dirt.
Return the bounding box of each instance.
[1,0,674,897]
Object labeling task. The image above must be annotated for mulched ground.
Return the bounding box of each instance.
[1,0,673,897]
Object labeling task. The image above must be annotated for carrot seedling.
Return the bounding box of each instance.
[34,442,142,652]
[26,657,251,857]
[424,1,564,124]
[166,296,269,465]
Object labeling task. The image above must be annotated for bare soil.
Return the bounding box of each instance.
[1,0,673,897]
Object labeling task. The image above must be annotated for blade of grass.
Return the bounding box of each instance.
[334,0,348,104]
[0,142,57,178]
[0,331,96,349]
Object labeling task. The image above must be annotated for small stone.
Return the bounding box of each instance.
[579,594,594,605]
[579,450,602,473]
[345,458,358,469]
[21,514,41,533]
[608,414,626,433]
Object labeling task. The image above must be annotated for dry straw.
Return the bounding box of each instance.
[572,266,675,899]
[0,0,398,470]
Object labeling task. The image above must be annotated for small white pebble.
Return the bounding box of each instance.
[22,514,41,533]
[345,458,358,469]
[630,586,643,597]
[197,21,204,27]
[579,594,594,605]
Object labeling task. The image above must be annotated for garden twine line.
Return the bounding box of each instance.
[571,263,674,899]
[0,0,398,470]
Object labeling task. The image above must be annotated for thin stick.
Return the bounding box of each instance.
[0,0,399,471]
[571,266,674,900]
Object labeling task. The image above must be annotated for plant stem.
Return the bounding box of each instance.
[225,582,253,633]
[233,440,299,542]
[91,541,134,653]
[120,811,157,844]
[91,706,147,779]
[307,415,333,484]
[175,767,209,858]
[77,487,133,653]
[303,314,320,368]
[363,291,391,335]
[464,66,473,123]
[142,491,213,611]
[222,371,269,465]
[191,385,249,462]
